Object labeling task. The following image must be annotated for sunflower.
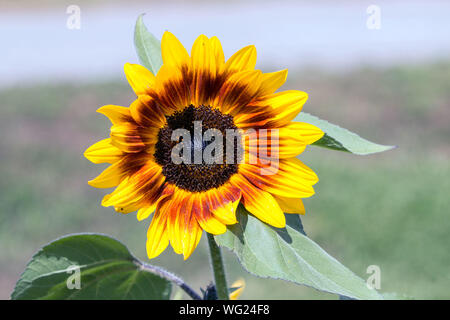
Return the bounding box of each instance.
[84,32,324,260]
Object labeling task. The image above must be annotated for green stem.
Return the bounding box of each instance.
[206,233,229,300]
[139,262,202,300]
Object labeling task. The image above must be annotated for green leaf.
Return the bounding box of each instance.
[215,206,383,300]
[11,233,172,300]
[134,14,163,75]
[296,112,395,155]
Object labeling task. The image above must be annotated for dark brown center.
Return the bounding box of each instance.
[154,105,242,192]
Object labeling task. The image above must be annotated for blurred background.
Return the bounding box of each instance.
[1,0,449,299]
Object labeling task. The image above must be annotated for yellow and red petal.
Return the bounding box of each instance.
[239,158,318,199]
[88,152,149,190]
[162,189,205,259]
[193,193,227,235]
[84,138,123,164]
[212,199,240,225]
[204,183,241,225]
[235,90,308,128]
[110,123,146,153]
[243,122,324,159]
[136,184,174,221]
[182,221,203,260]
[153,64,191,112]
[263,90,308,126]
[102,160,165,209]
[130,95,166,128]
[215,69,262,115]
[230,174,285,228]
[180,199,203,259]
[190,35,217,106]
[192,183,241,232]
[138,182,176,219]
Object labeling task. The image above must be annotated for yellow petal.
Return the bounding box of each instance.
[146,205,170,259]
[229,279,245,300]
[102,194,141,214]
[258,69,288,95]
[114,202,141,214]
[102,177,142,207]
[84,138,123,164]
[88,161,125,189]
[274,195,305,214]
[124,63,156,95]
[137,205,156,221]
[210,36,225,67]
[191,34,216,77]
[146,229,169,259]
[165,190,187,255]
[273,123,322,159]
[225,45,257,72]
[182,220,203,260]
[161,31,190,69]
[282,122,325,145]
[97,105,131,125]
[212,198,239,225]
[196,215,227,235]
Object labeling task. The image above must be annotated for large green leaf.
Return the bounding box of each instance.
[296,112,395,155]
[215,206,383,300]
[134,14,163,75]
[11,233,172,300]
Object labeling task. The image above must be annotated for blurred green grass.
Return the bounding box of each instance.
[0,62,449,299]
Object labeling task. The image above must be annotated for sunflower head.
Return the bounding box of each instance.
[84,32,324,260]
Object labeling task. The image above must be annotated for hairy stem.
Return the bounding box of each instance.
[139,262,202,300]
[207,233,229,300]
